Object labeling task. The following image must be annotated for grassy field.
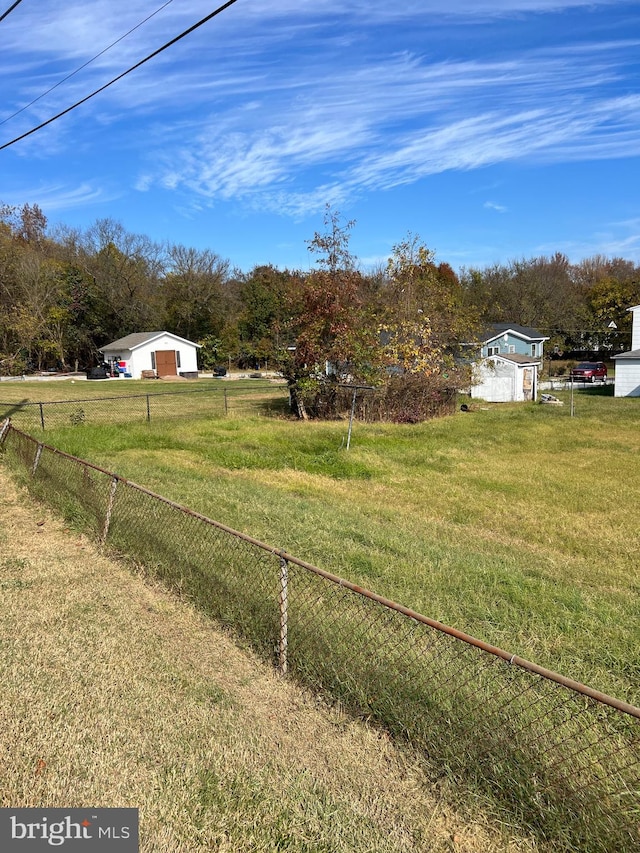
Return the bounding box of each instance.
[2,379,638,850]
[0,376,290,430]
[4,378,638,707]
[0,375,281,402]
[1,467,539,852]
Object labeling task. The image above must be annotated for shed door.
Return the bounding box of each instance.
[155,350,177,376]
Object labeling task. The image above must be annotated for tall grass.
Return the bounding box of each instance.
[28,384,639,707]
[4,467,537,853]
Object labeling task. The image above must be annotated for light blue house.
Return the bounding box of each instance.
[479,324,548,360]
[471,323,548,402]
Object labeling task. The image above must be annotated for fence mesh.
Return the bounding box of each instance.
[1,420,638,852]
[0,384,290,430]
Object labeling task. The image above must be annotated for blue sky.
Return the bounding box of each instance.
[2,0,639,273]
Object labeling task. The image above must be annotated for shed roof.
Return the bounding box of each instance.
[100,331,200,352]
[486,353,541,366]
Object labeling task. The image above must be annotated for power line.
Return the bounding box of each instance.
[0,0,176,128]
[0,0,25,24]
[0,0,241,152]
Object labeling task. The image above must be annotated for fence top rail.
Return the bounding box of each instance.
[0,384,288,408]
[3,418,639,722]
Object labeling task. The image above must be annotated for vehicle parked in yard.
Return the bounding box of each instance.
[570,361,608,382]
[86,365,110,380]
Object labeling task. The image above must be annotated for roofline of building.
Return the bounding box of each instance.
[481,354,541,366]
[100,331,202,352]
[482,328,550,345]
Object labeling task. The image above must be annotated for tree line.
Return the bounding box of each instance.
[1,201,638,417]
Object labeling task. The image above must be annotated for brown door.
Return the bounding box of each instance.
[155,350,177,376]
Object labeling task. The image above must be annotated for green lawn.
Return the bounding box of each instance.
[0,376,289,429]
[4,467,527,853]
[17,382,639,708]
[0,375,280,402]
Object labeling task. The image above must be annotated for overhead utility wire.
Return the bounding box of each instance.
[0,0,240,152]
[0,0,25,24]
[0,0,176,128]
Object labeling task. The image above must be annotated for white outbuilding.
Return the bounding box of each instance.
[468,323,546,402]
[613,306,640,397]
[100,331,201,379]
[471,353,540,403]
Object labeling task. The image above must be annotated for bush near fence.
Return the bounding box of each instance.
[295,375,458,423]
[1,418,638,853]
[0,385,291,431]
[358,374,458,423]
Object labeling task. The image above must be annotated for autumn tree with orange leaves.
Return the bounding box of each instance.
[277,210,476,420]
[277,207,381,418]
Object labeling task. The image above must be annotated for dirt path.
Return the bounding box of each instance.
[0,465,535,852]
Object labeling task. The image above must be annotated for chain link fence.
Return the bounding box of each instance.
[0,384,290,431]
[1,419,638,852]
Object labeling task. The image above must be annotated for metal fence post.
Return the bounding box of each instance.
[346,387,358,450]
[146,394,151,422]
[0,418,10,444]
[39,402,45,431]
[101,476,119,544]
[279,556,289,674]
[31,443,43,476]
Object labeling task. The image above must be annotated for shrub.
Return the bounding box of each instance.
[293,374,458,423]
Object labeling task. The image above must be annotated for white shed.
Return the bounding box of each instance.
[100,331,201,379]
[613,306,640,397]
[471,353,540,402]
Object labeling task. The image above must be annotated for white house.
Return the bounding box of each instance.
[613,306,640,397]
[100,331,201,379]
[470,324,548,402]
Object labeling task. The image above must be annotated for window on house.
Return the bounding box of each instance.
[488,346,499,356]
[151,352,156,370]
[509,345,515,353]
[176,351,181,369]
[531,344,537,357]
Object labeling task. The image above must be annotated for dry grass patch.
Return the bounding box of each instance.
[0,467,536,852]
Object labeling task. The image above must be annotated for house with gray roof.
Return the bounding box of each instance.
[100,331,200,379]
[479,323,549,360]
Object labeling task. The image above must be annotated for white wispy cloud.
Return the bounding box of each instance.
[3,1,639,229]
[136,38,639,217]
[484,201,508,213]
[540,228,640,263]
[3,182,116,211]
[236,0,638,22]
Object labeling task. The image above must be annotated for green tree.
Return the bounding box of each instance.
[163,244,230,341]
[80,219,165,341]
[306,204,357,273]
[584,276,640,352]
[197,334,223,371]
[460,253,592,355]
[381,234,479,376]
[278,209,379,417]
[235,265,291,368]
